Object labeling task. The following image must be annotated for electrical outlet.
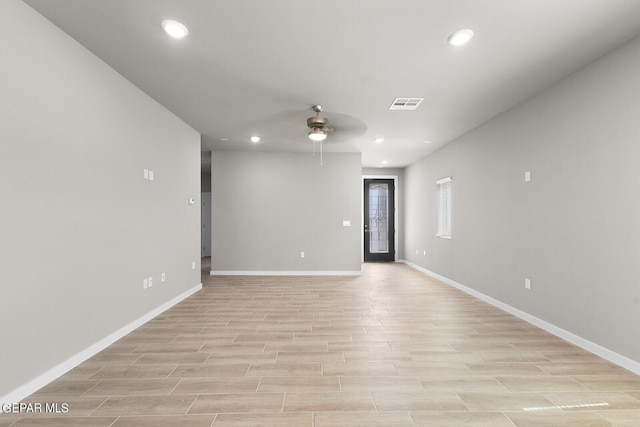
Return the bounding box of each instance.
[161,272,166,282]
[148,276,153,288]
[525,278,531,290]
[192,261,196,270]
[525,171,531,182]
[423,250,427,256]
[143,169,149,180]
[300,252,305,258]
[143,278,148,289]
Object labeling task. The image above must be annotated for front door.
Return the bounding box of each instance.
[364,179,395,262]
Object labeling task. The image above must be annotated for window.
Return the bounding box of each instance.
[436,177,452,238]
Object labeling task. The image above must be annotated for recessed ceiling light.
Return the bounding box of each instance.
[161,20,189,39]
[374,138,384,144]
[250,136,261,143]
[220,138,229,142]
[447,29,474,46]
[424,140,432,144]
[381,160,388,165]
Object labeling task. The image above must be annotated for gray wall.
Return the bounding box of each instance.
[404,35,640,363]
[362,168,405,260]
[211,151,362,273]
[0,0,201,397]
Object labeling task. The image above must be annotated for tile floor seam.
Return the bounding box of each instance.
[370,391,379,412]
[165,363,181,380]
[89,366,108,380]
[455,391,473,412]
[87,394,111,417]
[183,393,200,416]
[624,390,640,402]
[500,411,519,426]
[168,377,183,394]
[83,379,104,397]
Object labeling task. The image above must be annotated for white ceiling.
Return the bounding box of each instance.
[24,0,640,169]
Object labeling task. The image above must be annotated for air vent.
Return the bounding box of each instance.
[389,98,424,110]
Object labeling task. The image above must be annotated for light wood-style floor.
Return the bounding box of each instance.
[3,262,640,426]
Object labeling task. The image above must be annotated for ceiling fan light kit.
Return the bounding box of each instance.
[306,105,332,164]
[308,128,327,142]
[307,105,330,142]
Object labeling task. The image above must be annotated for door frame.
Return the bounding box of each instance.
[362,175,398,262]
[201,192,212,257]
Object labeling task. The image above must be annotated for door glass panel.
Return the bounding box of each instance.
[369,183,389,253]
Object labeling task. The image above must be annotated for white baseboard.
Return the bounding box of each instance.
[210,270,361,276]
[0,283,202,405]
[403,260,640,376]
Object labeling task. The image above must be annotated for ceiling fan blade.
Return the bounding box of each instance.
[319,111,367,143]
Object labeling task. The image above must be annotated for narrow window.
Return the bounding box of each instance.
[436,177,452,238]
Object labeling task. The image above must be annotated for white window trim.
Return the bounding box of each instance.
[436,176,452,238]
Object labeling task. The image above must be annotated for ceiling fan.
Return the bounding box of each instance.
[305,105,332,164]
[255,103,366,165]
[306,105,330,142]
